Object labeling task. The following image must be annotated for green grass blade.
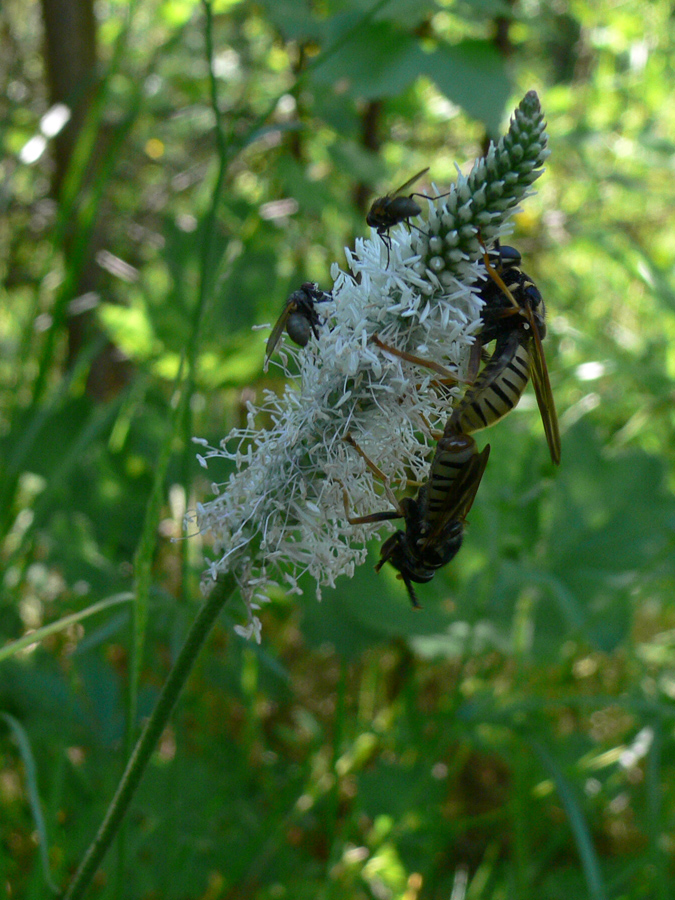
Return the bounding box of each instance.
[645,720,668,899]
[63,577,236,900]
[0,593,133,664]
[532,740,607,900]
[128,358,186,741]
[0,713,60,893]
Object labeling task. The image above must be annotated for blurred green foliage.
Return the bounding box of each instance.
[2,0,675,897]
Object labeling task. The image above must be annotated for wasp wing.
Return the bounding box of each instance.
[482,251,561,465]
[421,443,491,550]
[525,309,561,465]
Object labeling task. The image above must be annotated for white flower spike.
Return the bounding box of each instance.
[190,92,549,640]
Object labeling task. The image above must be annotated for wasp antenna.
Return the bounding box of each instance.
[478,234,520,310]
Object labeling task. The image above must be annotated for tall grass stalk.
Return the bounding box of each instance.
[62,576,236,900]
[65,2,244,893]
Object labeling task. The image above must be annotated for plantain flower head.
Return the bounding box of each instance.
[190,91,549,641]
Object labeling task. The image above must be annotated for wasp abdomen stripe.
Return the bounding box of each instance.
[451,332,531,435]
[425,433,479,520]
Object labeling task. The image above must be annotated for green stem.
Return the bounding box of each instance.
[62,576,236,900]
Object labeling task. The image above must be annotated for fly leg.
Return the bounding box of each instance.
[376,230,393,269]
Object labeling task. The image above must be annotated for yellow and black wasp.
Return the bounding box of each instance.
[451,242,561,465]
[264,282,331,371]
[343,430,490,607]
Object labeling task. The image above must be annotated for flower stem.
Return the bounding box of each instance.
[62,577,236,900]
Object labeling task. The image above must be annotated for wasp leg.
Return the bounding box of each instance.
[342,490,403,526]
[487,306,526,323]
[416,411,444,442]
[466,336,512,383]
[466,339,483,383]
[343,432,391,482]
[342,432,407,515]
[338,475,403,526]
[370,334,469,384]
[344,432,420,487]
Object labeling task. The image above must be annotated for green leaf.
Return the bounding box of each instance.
[359,760,445,819]
[422,41,512,133]
[300,543,458,656]
[313,20,426,99]
[356,0,437,28]
[254,0,324,41]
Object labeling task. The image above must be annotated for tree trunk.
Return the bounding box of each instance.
[40,0,130,398]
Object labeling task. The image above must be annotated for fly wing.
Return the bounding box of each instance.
[421,443,491,549]
[525,309,561,465]
[392,167,430,197]
[264,300,294,371]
